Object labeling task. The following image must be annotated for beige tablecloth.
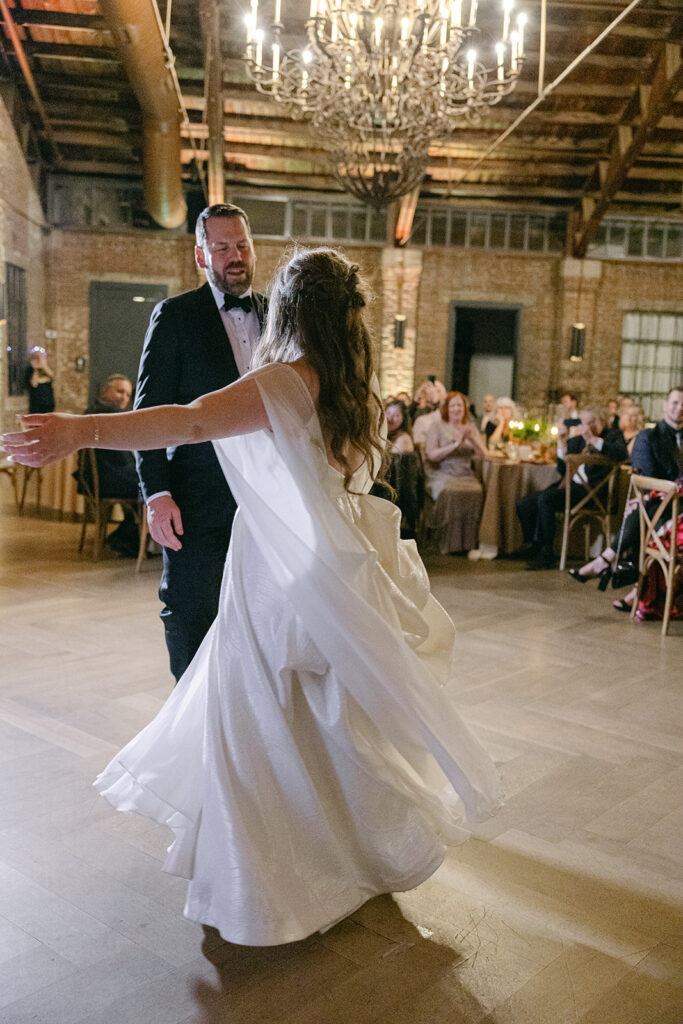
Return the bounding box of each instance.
[479,459,560,553]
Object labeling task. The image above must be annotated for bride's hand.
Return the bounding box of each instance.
[2,413,83,467]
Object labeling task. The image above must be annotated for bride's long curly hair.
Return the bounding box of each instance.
[252,247,384,491]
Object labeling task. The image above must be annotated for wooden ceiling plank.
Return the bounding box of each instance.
[574,43,683,256]
[28,43,118,63]
[12,11,108,31]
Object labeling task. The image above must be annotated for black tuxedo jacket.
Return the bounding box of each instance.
[630,421,680,481]
[556,429,627,487]
[134,282,268,529]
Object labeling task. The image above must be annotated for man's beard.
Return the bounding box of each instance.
[207,264,252,297]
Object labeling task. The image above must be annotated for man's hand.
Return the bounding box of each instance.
[147,494,184,550]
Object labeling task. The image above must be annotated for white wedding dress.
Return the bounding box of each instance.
[95,363,502,946]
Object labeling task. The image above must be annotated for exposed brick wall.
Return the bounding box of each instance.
[411,248,683,411]
[45,229,195,411]
[0,95,47,432]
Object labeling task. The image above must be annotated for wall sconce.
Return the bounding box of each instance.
[569,323,585,362]
[393,314,406,349]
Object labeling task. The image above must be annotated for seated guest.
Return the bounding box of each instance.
[411,380,442,445]
[517,406,627,570]
[554,392,580,431]
[424,391,487,554]
[384,399,414,454]
[77,374,140,557]
[486,396,517,448]
[619,404,644,459]
[607,399,619,430]
[568,386,683,609]
[24,347,55,414]
[380,400,423,538]
[479,393,496,435]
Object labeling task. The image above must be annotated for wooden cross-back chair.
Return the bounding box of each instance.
[629,474,681,636]
[76,448,148,570]
[559,453,625,570]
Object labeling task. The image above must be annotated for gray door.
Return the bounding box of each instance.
[88,282,168,405]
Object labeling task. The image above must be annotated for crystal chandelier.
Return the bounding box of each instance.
[243,1,527,207]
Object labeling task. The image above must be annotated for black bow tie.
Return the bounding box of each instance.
[222,294,252,315]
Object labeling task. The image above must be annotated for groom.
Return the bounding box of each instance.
[134,204,268,682]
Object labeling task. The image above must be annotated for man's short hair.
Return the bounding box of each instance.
[195,204,251,248]
[667,385,683,398]
[100,373,130,395]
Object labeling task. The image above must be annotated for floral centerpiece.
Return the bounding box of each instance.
[508,417,558,444]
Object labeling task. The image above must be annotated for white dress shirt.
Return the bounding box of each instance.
[209,282,261,378]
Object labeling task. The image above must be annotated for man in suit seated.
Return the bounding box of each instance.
[567,387,683,597]
[516,406,627,570]
[78,374,140,557]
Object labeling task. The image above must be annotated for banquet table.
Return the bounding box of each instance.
[478,456,560,555]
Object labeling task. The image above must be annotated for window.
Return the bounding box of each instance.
[620,311,683,420]
[5,264,27,398]
[588,217,682,262]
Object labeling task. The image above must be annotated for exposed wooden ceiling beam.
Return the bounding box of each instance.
[51,128,138,151]
[58,159,138,176]
[27,43,118,63]
[199,0,225,205]
[11,11,108,31]
[0,0,61,164]
[574,43,683,256]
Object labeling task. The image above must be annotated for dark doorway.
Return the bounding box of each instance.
[89,282,168,405]
[446,302,521,414]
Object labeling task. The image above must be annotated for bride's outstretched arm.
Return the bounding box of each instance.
[2,375,270,468]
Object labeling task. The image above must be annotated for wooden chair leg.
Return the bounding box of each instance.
[135,505,148,573]
[660,565,675,637]
[78,510,88,553]
[18,467,30,514]
[559,502,570,571]
[93,509,105,561]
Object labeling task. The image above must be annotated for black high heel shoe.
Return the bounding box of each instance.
[568,555,611,584]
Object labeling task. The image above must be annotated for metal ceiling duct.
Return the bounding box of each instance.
[99,0,187,229]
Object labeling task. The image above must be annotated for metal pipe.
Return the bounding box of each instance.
[99,0,187,228]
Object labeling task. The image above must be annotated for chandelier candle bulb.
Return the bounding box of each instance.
[510,30,518,71]
[496,42,504,81]
[255,29,263,67]
[272,41,280,75]
[310,0,317,18]
[467,48,476,86]
[469,0,478,27]
[503,0,513,41]
[450,0,461,26]
[273,0,281,24]
[401,16,410,40]
[517,12,526,54]
[375,17,382,46]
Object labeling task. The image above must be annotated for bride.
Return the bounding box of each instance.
[3,248,501,946]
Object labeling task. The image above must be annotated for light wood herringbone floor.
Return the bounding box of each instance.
[0,504,681,1024]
